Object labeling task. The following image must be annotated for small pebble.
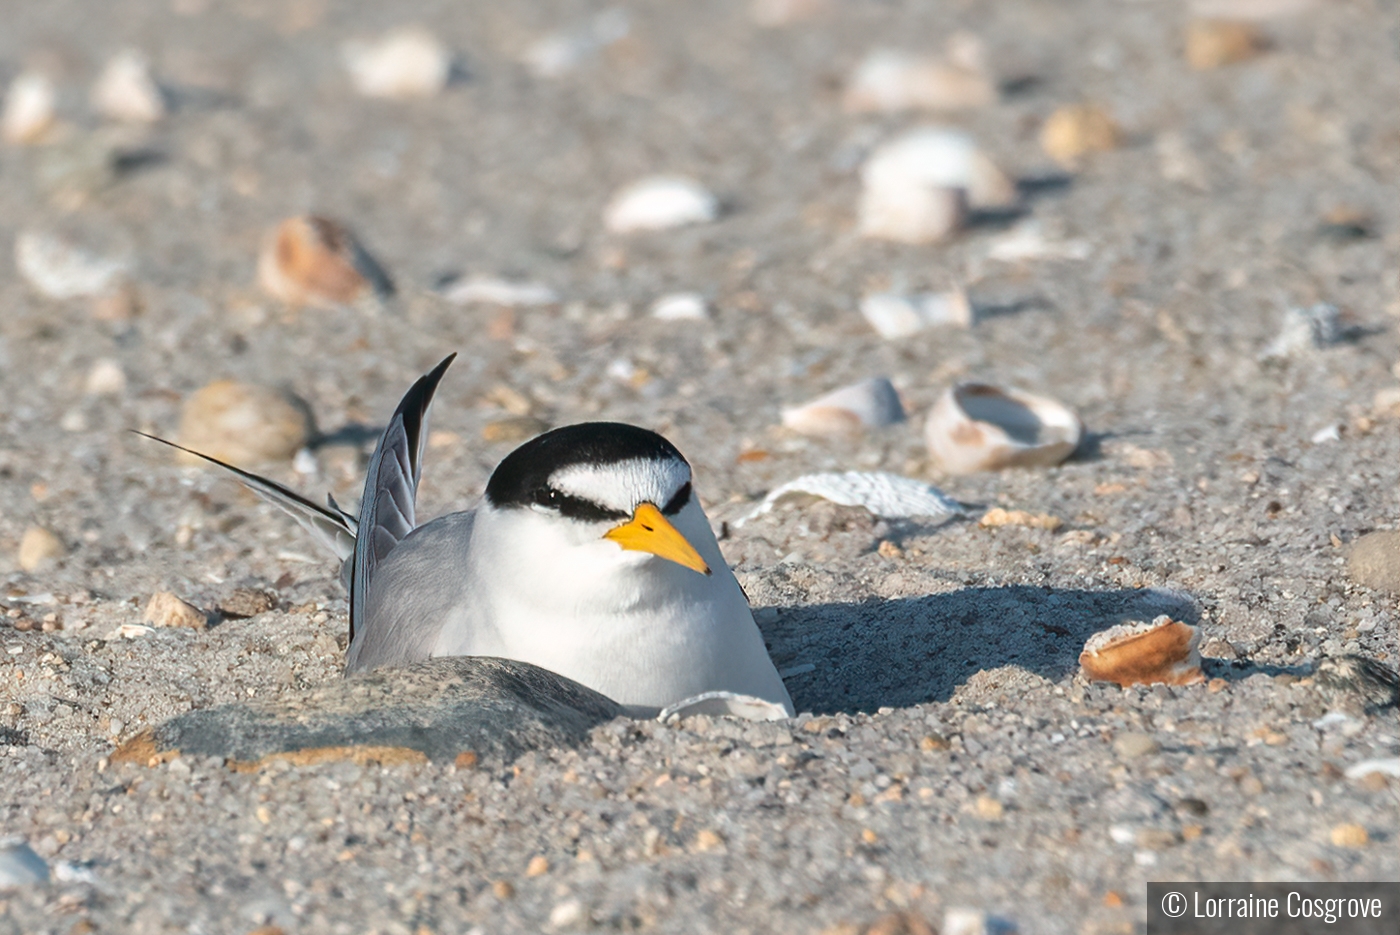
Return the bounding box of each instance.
[549,899,583,926]
[525,855,549,877]
[176,380,313,465]
[974,795,1004,820]
[1185,20,1266,69]
[218,588,276,619]
[91,50,166,123]
[15,232,128,300]
[18,527,66,573]
[2,71,57,144]
[865,912,937,935]
[604,176,718,233]
[693,829,725,852]
[257,216,393,310]
[1329,823,1368,848]
[650,292,708,321]
[978,508,1063,531]
[343,27,451,99]
[85,358,127,396]
[143,591,208,630]
[1113,732,1160,759]
[0,839,50,888]
[482,416,551,444]
[1040,104,1122,168]
[1344,531,1400,595]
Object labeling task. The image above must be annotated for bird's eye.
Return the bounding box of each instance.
[532,487,560,509]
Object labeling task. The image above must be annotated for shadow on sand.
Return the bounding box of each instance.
[758,585,1200,715]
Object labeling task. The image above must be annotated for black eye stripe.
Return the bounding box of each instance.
[662,482,692,516]
[532,487,628,523]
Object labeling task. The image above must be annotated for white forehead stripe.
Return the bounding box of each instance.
[549,458,691,513]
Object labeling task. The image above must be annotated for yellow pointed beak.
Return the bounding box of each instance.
[603,502,711,576]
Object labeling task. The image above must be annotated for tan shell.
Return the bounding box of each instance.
[782,378,906,438]
[257,216,391,309]
[924,383,1082,474]
[177,380,313,465]
[1185,19,1266,69]
[1040,104,1122,169]
[1079,616,1204,687]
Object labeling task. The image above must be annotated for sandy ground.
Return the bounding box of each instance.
[1,0,1399,932]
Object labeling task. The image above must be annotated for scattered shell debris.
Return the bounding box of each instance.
[18,526,66,574]
[257,216,393,310]
[0,839,49,889]
[85,358,127,396]
[658,691,790,722]
[14,231,129,300]
[736,471,963,527]
[925,383,1083,474]
[343,27,451,99]
[1040,104,1122,168]
[978,507,1063,531]
[2,71,57,144]
[860,289,971,338]
[440,276,559,307]
[987,220,1091,262]
[1260,303,1345,360]
[143,591,208,630]
[1079,616,1204,687]
[842,44,996,114]
[1185,19,1266,69]
[604,175,719,233]
[782,377,906,437]
[859,128,1016,243]
[91,49,166,124]
[176,380,314,465]
[522,8,630,78]
[650,292,709,320]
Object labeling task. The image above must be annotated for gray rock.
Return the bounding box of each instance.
[0,839,49,889]
[1347,531,1400,595]
[118,657,622,768]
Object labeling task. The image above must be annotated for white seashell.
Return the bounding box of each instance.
[860,289,972,338]
[1261,303,1344,360]
[987,220,1091,262]
[92,50,166,124]
[604,175,718,233]
[1310,423,1341,444]
[85,358,127,396]
[441,276,559,307]
[2,72,57,144]
[659,691,790,722]
[523,8,629,78]
[736,471,963,527]
[858,128,1015,243]
[781,377,905,437]
[1344,757,1400,780]
[925,383,1083,474]
[103,623,154,640]
[0,838,50,888]
[650,292,708,320]
[14,232,128,300]
[343,27,451,99]
[843,49,996,114]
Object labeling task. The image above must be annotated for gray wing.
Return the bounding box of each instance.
[348,354,456,651]
[134,432,357,562]
[345,511,475,672]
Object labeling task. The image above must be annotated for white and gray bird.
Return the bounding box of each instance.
[145,355,794,719]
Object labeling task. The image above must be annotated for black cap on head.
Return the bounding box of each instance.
[485,422,687,511]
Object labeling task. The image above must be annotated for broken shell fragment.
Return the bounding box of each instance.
[978,507,1063,531]
[177,380,313,465]
[736,471,962,527]
[2,72,57,144]
[604,176,718,233]
[860,289,972,338]
[143,591,208,630]
[1185,20,1266,69]
[843,49,996,114]
[343,27,451,99]
[782,378,905,437]
[257,216,393,309]
[1260,303,1345,360]
[925,383,1083,474]
[1040,104,1122,169]
[858,128,1016,244]
[658,691,790,722]
[91,49,167,124]
[441,276,559,307]
[1080,616,1204,687]
[650,292,708,320]
[14,232,128,300]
